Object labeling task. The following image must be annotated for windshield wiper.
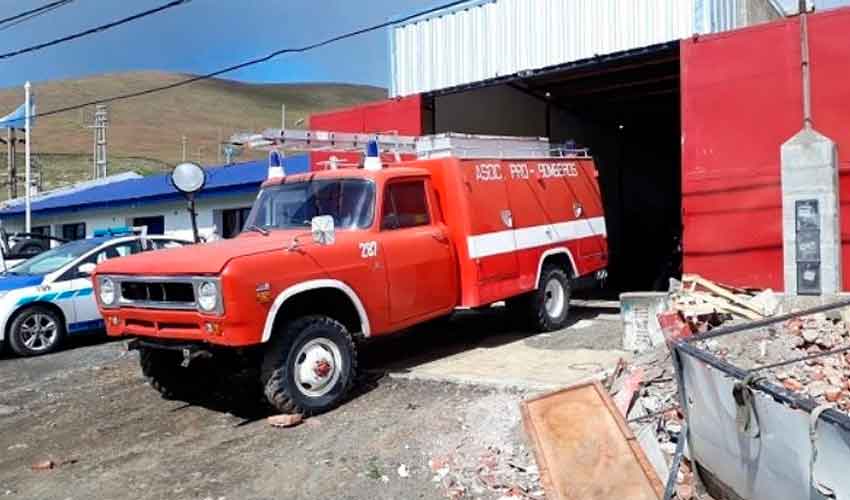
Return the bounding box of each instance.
[246,225,270,236]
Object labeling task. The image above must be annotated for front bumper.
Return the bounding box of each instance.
[103,307,261,347]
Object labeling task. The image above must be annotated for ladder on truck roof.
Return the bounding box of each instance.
[229,128,418,154]
[229,129,592,164]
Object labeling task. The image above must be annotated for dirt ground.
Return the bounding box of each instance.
[0,305,623,500]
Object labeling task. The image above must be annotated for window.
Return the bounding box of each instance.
[381,181,430,230]
[10,238,103,276]
[85,241,143,264]
[221,207,251,239]
[62,223,86,241]
[150,239,187,250]
[58,240,143,281]
[30,225,50,236]
[245,179,375,231]
[131,216,165,235]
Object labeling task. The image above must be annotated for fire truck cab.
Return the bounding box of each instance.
[93,145,608,414]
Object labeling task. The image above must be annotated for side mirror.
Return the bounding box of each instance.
[311,215,335,246]
[77,262,96,276]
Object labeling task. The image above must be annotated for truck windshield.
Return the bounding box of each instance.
[8,238,104,275]
[245,179,375,231]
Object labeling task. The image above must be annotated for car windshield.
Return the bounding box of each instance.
[245,179,375,230]
[8,238,104,275]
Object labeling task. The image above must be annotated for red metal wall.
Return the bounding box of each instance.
[308,95,423,171]
[681,7,850,290]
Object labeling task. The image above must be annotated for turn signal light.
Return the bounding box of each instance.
[204,322,222,336]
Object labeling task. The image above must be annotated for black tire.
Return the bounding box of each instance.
[10,239,48,258]
[8,305,65,356]
[261,315,357,416]
[509,264,571,332]
[139,347,215,401]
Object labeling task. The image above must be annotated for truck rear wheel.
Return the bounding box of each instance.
[261,315,357,416]
[509,264,571,332]
[139,347,214,401]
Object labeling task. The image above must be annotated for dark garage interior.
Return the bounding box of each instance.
[421,43,683,293]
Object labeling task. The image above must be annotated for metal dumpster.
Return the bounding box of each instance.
[672,300,850,500]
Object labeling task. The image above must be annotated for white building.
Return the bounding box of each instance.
[0,156,309,241]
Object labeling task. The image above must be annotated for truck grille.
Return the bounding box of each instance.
[117,278,196,309]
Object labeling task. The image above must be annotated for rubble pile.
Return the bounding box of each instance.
[668,274,780,335]
[607,345,705,499]
[426,393,544,499]
[700,311,850,413]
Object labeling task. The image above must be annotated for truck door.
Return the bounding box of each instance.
[462,161,519,282]
[378,179,456,324]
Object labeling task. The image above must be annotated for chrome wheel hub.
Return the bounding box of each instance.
[544,279,566,319]
[20,313,58,352]
[293,338,342,398]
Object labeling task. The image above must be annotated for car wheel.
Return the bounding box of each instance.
[261,315,357,416]
[8,305,65,356]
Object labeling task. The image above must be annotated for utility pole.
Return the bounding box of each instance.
[88,104,108,179]
[5,128,17,199]
[217,128,222,164]
[181,135,187,162]
[24,81,31,232]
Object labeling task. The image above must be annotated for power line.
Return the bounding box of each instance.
[0,0,73,27]
[31,0,470,120]
[0,0,74,32]
[0,0,191,61]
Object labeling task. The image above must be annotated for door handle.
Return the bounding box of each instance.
[431,232,449,244]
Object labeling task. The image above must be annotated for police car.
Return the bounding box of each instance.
[0,228,190,357]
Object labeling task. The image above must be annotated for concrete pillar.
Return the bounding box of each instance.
[781,128,840,295]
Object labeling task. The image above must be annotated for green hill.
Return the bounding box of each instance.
[0,71,387,197]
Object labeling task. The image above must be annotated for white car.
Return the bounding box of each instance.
[0,229,190,357]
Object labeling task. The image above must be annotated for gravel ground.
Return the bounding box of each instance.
[0,304,624,500]
[0,303,627,500]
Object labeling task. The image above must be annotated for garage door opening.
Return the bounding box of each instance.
[422,43,682,294]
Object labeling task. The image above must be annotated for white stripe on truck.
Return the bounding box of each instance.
[466,216,607,259]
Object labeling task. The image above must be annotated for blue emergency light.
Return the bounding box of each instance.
[93,226,134,237]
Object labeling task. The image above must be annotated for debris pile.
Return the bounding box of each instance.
[607,346,699,497]
[700,311,850,413]
[668,274,780,334]
[426,393,544,499]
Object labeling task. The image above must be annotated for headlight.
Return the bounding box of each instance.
[197,280,219,312]
[99,277,116,306]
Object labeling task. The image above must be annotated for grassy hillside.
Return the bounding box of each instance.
[0,71,386,197]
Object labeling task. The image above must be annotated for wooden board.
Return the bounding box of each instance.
[521,381,664,500]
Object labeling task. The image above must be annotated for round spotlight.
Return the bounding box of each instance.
[171,162,206,194]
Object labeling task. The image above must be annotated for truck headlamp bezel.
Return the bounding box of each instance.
[194,279,222,314]
[98,276,117,307]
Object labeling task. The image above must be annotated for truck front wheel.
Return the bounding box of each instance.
[261,316,357,416]
[139,347,214,401]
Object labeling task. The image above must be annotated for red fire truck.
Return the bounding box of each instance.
[93,135,608,414]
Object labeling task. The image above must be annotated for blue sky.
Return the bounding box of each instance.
[0,0,433,89]
[0,0,848,90]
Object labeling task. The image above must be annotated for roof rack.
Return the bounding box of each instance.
[229,128,418,154]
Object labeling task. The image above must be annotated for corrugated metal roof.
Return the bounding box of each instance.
[390,0,782,96]
[0,155,309,218]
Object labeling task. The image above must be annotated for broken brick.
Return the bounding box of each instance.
[783,378,804,393]
[267,413,304,428]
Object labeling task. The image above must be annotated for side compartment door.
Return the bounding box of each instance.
[379,179,456,324]
[462,161,519,282]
